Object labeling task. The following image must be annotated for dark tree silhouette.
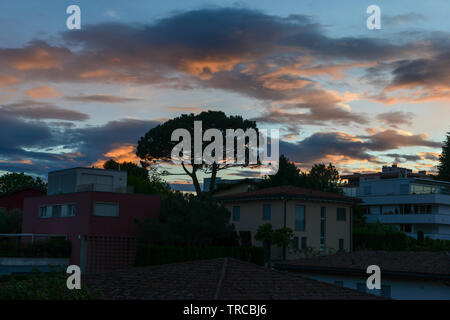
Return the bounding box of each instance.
[136,111,258,195]
[437,131,450,181]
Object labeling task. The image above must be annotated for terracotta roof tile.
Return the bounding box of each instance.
[216,185,359,203]
[84,258,382,300]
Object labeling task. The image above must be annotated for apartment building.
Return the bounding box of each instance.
[22,167,160,271]
[341,165,450,240]
[216,185,359,260]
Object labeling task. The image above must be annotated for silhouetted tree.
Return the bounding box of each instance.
[103,159,170,195]
[437,131,450,181]
[0,172,46,194]
[136,111,258,195]
[308,163,341,193]
[136,192,236,246]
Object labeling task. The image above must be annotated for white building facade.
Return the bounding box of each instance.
[342,167,450,240]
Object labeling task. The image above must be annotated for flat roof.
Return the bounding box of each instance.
[48,167,126,174]
[275,251,450,281]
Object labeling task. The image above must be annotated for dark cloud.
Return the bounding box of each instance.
[0,113,52,148]
[375,111,414,128]
[388,52,450,90]
[362,129,441,151]
[385,153,422,162]
[280,132,378,165]
[0,100,89,121]
[279,129,441,166]
[0,116,159,176]
[65,118,159,164]
[65,95,140,103]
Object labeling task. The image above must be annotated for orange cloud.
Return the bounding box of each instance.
[80,69,112,78]
[25,85,63,99]
[12,48,62,71]
[0,159,32,165]
[179,57,245,80]
[258,57,376,81]
[0,74,19,87]
[92,144,140,168]
[262,78,311,90]
[167,106,202,113]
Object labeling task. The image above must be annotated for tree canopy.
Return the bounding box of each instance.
[437,131,450,181]
[103,159,170,195]
[257,155,342,194]
[136,110,258,195]
[0,172,46,194]
[135,192,236,246]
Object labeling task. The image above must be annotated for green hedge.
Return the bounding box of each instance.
[135,245,265,266]
[353,231,408,250]
[0,271,100,300]
[0,239,71,258]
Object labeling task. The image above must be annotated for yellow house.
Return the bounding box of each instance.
[216,185,360,260]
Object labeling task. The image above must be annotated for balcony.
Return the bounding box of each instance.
[361,193,450,206]
[366,214,450,225]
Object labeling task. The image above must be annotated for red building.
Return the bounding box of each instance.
[0,188,46,212]
[21,168,160,272]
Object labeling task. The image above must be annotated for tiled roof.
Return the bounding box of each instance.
[216,185,359,203]
[84,258,382,300]
[275,251,450,279]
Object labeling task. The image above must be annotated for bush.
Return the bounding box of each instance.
[407,236,450,252]
[353,222,408,250]
[134,245,265,266]
[0,271,100,300]
[353,221,450,252]
[0,239,71,258]
[136,192,237,246]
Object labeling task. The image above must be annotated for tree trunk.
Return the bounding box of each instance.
[191,172,202,196]
[181,163,203,196]
[209,163,218,193]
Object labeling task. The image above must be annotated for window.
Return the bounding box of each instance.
[399,224,412,233]
[52,205,62,217]
[363,186,371,195]
[339,239,344,251]
[232,206,240,222]
[301,237,307,250]
[62,204,75,217]
[381,285,391,298]
[292,236,299,250]
[93,202,119,217]
[334,281,344,287]
[39,206,48,218]
[66,204,76,217]
[400,184,409,195]
[295,205,305,231]
[337,208,346,221]
[356,283,366,292]
[262,204,271,220]
[320,207,326,251]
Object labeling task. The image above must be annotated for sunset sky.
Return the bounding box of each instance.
[0,0,449,185]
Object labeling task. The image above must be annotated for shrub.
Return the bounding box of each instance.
[134,245,265,266]
[353,222,408,250]
[136,192,236,246]
[0,270,100,300]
